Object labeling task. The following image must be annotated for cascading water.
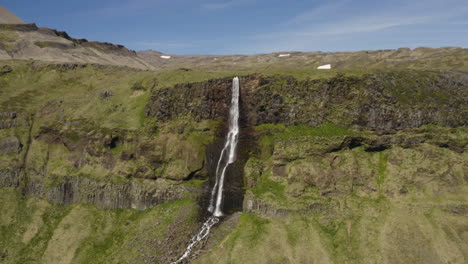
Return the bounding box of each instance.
[172,77,240,264]
[208,76,240,217]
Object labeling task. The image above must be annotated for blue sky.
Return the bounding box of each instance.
[4,0,468,54]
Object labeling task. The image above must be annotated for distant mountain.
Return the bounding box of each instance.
[0,5,153,70]
[0,5,25,24]
[0,5,466,71]
[137,47,468,71]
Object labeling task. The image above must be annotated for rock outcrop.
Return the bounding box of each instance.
[0,115,209,209]
[148,72,467,130]
[0,10,154,70]
[0,136,21,154]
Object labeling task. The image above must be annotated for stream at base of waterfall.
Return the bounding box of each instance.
[172,77,240,264]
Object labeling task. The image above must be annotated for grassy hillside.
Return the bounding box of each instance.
[193,124,467,264]
[0,187,200,264]
[137,47,468,72]
[0,58,467,264]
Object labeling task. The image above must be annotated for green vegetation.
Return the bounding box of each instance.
[376,152,388,186]
[258,134,274,160]
[0,62,153,130]
[251,175,286,200]
[0,31,18,52]
[0,57,467,264]
[237,213,269,246]
[385,71,453,104]
[141,47,468,73]
[198,162,467,264]
[254,123,363,139]
[33,41,50,49]
[277,123,361,138]
[0,188,200,264]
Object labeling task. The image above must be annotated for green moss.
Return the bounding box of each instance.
[277,123,360,139]
[110,145,123,153]
[376,152,388,186]
[76,198,197,263]
[64,131,80,142]
[254,123,286,133]
[130,78,156,91]
[33,41,49,48]
[285,222,301,246]
[254,123,362,141]
[223,213,269,249]
[242,214,269,245]
[187,130,215,146]
[0,31,18,52]
[251,175,286,200]
[384,71,453,105]
[0,187,199,264]
[259,134,274,160]
[182,179,208,188]
[0,189,72,264]
[316,219,343,237]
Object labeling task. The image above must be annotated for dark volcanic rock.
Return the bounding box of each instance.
[0,65,12,75]
[0,112,28,130]
[0,167,188,210]
[25,175,187,210]
[147,72,467,130]
[147,77,235,121]
[99,90,114,100]
[243,199,291,217]
[0,23,38,31]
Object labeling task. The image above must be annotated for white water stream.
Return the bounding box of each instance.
[172,77,240,264]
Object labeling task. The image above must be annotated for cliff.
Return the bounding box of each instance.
[0,61,466,263]
[148,72,467,130]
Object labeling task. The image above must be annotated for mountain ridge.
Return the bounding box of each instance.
[0,5,25,24]
[1,6,467,71]
[0,6,154,70]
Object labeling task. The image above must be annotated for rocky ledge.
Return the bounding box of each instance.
[147,71,467,130]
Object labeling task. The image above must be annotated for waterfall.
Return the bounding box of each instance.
[208,76,240,217]
[172,77,240,264]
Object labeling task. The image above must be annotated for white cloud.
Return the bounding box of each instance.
[130,41,193,50]
[200,1,236,10]
[284,0,351,26]
[76,0,165,18]
[246,0,468,52]
[199,0,258,10]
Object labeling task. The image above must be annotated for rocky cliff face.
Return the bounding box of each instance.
[0,64,218,210]
[148,72,467,130]
[0,114,211,209]
[147,71,467,264]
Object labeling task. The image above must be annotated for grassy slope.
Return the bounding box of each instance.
[0,56,467,263]
[0,187,199,264]
[0,54,465,130]
[195,125,468,264]
[196,197,468,264]
[138,47,468,72]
